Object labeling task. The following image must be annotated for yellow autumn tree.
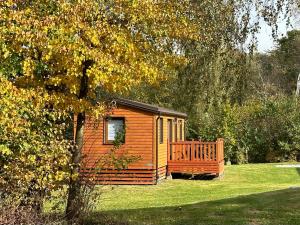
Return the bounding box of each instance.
[0,77,71,223]
[0,0,198,222]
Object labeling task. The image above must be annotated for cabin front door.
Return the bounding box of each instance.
[167,119,173,160]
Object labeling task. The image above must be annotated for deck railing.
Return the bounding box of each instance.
[167,138,224,163]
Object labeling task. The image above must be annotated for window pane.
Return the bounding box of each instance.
[180,121,183,141]
[159,118,163,143]
[107,119,124,141]
[175,121,178,141]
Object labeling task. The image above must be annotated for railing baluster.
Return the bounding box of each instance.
[200,144,203,161]
[186,144,188,161]
[173,143,176,161]
[191,143,194,161]
[177,143,179,161]
[212,144,215,161]
[179,143,181,160]
[206,144,209,161]
[211,144,212,161]
[178,143,180,161]
[180,143,182,161]
[186,144,189,161]
[183,144,185,161]
[203,144,205,161]
[207,144,210,161]
[209,144,212,161]
[175,145,180,161]
[215,143,217,161]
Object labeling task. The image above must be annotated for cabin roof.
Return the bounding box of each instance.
[115,98,187,118]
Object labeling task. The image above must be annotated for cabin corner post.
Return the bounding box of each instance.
[166,139,171,177]
[155,114,161,184]
[167,139,170,161]
[216,138,223,163]
[216,139,219,162]
[216,138,225,176]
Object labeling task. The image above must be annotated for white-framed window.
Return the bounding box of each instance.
[104,117,125,144]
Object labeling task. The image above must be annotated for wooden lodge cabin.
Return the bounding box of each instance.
[81,98,224,185]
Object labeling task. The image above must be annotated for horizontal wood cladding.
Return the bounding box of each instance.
[82,105,154,171]
[80,103,190,184]
[80,167,166,185]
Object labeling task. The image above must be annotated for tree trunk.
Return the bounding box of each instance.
[66,60,93,224]
[66,112,85,224]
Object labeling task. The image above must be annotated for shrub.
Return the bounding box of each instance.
[188,95,300,164]
[0,78,71,217]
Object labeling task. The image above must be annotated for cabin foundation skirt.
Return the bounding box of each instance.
[80,166,167,185]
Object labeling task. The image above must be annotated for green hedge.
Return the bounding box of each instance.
[187,96,300,164]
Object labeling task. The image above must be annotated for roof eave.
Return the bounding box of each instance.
[115,98,187,118]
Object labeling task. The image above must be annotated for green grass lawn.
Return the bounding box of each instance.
[85,163,300,225]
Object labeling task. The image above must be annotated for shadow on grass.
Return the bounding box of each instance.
[171,173,216,180]
[297,168,300,176]
[85,188,300,225]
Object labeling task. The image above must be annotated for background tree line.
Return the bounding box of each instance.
[127,29,300,164]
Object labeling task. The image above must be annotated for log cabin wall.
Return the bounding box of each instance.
[79,98,187,185]
[81,105,157,184]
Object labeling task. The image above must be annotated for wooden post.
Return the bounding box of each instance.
[216,138,225,176]
[216,139,220,162]
[167,139,170,161]
[216,138,224,162]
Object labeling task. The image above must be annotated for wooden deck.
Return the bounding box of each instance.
[167,139,224,176]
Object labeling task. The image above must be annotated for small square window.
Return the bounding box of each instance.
[104,117,125,144]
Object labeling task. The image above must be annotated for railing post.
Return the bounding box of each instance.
[220,139,223,162]
[216,138,224,162]
[217,139,220,162]
[167,139,170,161]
